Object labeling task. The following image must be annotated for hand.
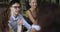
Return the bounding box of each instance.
[17,19,22,25]
[17,19,22,32]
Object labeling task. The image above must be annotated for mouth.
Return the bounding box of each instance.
[15,11,20,13]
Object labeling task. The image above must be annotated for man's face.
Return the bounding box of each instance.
[10,3,20,15]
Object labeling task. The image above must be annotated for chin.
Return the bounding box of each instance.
[16,13,19,15]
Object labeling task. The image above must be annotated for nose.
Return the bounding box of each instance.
[16,8,20,11]
[34,3,37,6]
[17,7,20,9]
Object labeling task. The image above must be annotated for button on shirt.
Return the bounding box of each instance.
[8,14,31,32]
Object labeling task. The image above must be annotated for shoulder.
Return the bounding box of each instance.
[18,14,25,19]
[26,10,31,13]
[19,14,23,17]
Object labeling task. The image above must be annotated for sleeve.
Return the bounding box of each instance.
[8,21,15,32]
[31,24,41,31]
[8,20,13,29]
[21,16,32,30]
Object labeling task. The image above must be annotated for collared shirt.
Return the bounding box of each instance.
[8,14,31,32]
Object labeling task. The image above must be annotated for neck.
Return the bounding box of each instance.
[11,12,18,17]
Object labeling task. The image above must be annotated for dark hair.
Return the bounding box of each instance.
[0,0,20,32]
[26,1,31,10]
[7,0,21,17]
[0,0,21,32]
[26,0,39,10]
[9,0,20,7]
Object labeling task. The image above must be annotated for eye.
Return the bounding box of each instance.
[12,6,20,9]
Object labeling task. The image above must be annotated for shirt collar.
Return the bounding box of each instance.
[10,15,19,20]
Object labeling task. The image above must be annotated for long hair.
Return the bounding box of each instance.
[0,0,21,32]
[0,5,10,32]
